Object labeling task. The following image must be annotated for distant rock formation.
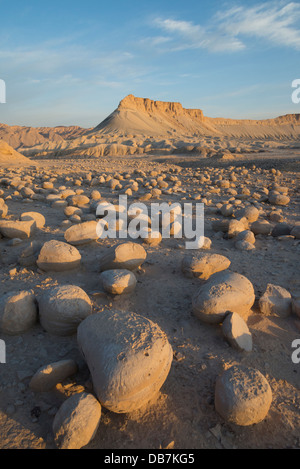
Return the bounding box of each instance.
[94,94,300,139]
[94,94,205,135]
[1,95,299,159]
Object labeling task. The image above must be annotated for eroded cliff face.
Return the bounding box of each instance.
[118,94,204,121]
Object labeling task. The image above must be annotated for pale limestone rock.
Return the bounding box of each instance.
[53,392,101,449]
[77,310,173,413]
[215,365,272,426]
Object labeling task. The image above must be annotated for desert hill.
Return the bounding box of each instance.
[0,124,87,150]
[0,139,34,165]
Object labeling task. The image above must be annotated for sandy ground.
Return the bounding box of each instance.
[0,149,299,450]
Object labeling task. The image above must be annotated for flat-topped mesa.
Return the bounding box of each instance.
[118,94,204,121]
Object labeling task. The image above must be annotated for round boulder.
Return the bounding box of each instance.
[192,271,255,324]
[215,365,272,426]
[241,206,259,223]
[251,220,272,236]
[99,242,147,272]
[64,221,99,246]
[268,192,290,206]
[182,253,230,280]
[53,392,101,449]
[0,290,37,335]
[77,310,173,413]
[67,194,90,207]
[100,269,137,295]
[38,285,92,336]
[235,230,255,244]
[37,240,81,272]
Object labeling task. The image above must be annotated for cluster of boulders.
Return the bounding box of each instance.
[208,173,300,250]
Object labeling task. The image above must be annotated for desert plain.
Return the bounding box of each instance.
[0,94,299,449]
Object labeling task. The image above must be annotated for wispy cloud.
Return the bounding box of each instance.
[218,2,300,49]
[150,1,300,53]
[153,17,244,52]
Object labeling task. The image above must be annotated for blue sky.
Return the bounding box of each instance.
[0,0,300,127]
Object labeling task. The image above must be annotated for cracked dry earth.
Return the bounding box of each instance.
[0,149,299,450]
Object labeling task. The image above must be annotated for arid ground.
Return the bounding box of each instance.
[0,96,299,449]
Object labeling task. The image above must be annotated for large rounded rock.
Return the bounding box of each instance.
[100,269,137,295]
[235,230,255,245]
[64,221,98,246]
[251,220,272,235]
[0,290,37,335]
[181,253,230,280]
[53,392,101,449]
[99,242,147,272]
[215,365,272,426]
[38,285,92,336]
[37,240,81,271]
[268,191,290,206]
[67,194,90,207]
[192,271,255,324]
[77,310,173,413]
[228,219,248,238]
[241,206,259,223]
